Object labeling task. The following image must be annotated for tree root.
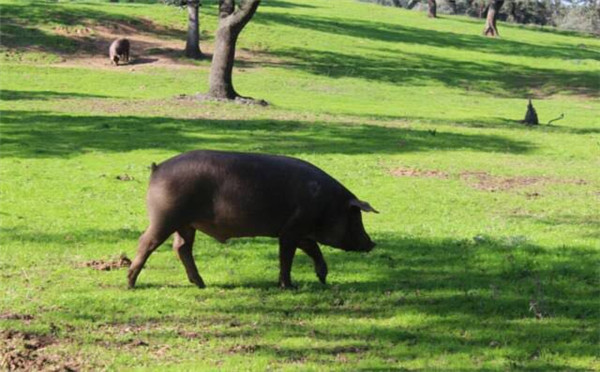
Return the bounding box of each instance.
[176,93,268,106]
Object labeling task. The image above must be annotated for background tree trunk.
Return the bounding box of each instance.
[208,0,260,100]
[428,0,437,17]
[209,27,239,98]
[407,0,420,10]
[447,0,457,13]
[185,0,202,59]
[483,0,504,36]
[478,2,488,18]
[522,99,539,125]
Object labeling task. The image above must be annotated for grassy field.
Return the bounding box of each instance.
[1,0,599,370]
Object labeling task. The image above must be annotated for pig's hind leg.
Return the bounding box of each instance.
[298,240,328,284]
[127,224,173,288]
[173,227,205,288]
[278,236,298,289]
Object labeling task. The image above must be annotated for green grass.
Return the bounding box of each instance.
[1,0,599,370]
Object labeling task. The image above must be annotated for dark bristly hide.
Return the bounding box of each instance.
[128,150,377,290]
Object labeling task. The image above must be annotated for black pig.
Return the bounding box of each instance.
[109,38,130,66]
[128,150,378,289]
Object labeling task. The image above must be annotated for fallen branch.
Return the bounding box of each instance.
[547,113,564,125]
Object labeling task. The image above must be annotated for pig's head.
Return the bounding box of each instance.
[316,198,378,252]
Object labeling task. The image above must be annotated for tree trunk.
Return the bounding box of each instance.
[522,99,539,125]
[185,0,202,59]
[483,0,504,36]
[478,2,488,18]
[209,27,239,98]
[447,0,457,13]
[428,0,437,17]
[208,0,261,100]
[407,0,420,10]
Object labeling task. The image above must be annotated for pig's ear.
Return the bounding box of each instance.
[349,199,379,214]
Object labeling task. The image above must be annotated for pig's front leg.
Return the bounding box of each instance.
[172,227,205,289]
[298,239,328,284]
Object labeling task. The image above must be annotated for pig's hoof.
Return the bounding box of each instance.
[193,281,206,289]
[316,263,328,284]
[316,268,327,284]
[127,275,137,289]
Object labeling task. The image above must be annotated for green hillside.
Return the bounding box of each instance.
[0,0,598,370]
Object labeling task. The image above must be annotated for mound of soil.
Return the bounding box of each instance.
[0,330,79,371]
[80,254,131,271]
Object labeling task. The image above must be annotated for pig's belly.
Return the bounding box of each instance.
[191,220,280,243]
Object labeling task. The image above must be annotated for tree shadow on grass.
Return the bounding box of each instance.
[256,12,600,61]
[510,214,600,239]
[0,90,112,101]
[207,234,599,319]
[450,15,600,40]
[261,0,318,9]
[199,234,598,367]
[0,3,183,54]
[0,109,534,159]
[265,47,599,98]
[0,22,80,54]
[346,113,600,135]
[249,12,599,97]
[127,57,159,66]
[3,226,597,368]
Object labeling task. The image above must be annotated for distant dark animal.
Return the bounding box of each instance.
[109,38,130,66]
[127,150,378,290]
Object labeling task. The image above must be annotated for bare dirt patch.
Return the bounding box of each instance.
[0,313,34,322]
[459,171,586,192]
[79,254,131,271]
[0,330,79,371]
[525,191,542,199]
[330,345,369,354]
[390,167,587,192]
[176,93,269,106]
[55,25,193,69]
[459,171,545,192]
[226,344,260,354]
[42,21,280,70]
[390,167,449,179]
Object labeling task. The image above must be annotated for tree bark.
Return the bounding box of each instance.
[522,99,539,125]
[507,0,517,22]
[208,0,261,100]
[478,2,488,18]
[483,0,504,36]
[428,0,437,17]
[185,0,202,59]
[447,0,457,13]
[407,0,420,10]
